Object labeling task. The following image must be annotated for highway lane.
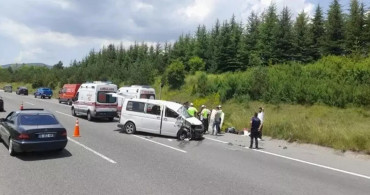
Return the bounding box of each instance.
[0,91,369,195]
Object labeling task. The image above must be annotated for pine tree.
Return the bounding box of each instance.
[345,0,364,54]
[258,4,279,65]
[294,11,312,63]
[276,6,295,63]
[324,0,345,56]
[364,10,370,55]
[244,12,261,66]
[207,19,221,72]
[310,5,325,60]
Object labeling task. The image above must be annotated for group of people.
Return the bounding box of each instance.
[184,102,224,136]
[249,107,264,149]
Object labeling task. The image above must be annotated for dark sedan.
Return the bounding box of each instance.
[0,109,68,156]
[16,87,28,95]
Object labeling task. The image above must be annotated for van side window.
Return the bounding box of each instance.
[165,108,179,118]
[127,101,145,113]
[146,104,161,115]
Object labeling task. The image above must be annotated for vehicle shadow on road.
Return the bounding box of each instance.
[16,149,72,161]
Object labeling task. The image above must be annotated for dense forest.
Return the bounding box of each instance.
[1,0,370,107]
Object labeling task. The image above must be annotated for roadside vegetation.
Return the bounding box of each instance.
[0,0,369,153]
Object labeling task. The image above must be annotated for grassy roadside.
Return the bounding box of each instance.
[155,78,370,154]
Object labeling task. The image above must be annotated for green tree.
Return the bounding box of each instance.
[276,6,295,63]
[324,0,345,56]
[345,0,364,54]
[53,61,63,69]
[258,4,279,65]
[310,5,325,60]
[188,56,205,73]
[294,11,312,63]
[165,59,186,89]
[364,10,370,54]
[244,12,260,67]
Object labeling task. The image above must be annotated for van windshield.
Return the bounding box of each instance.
[140,94,155,99]
[177,106,191,118]
[97,91,117,103]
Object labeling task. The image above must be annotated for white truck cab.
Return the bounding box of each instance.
[71,81,117,121]
[117,99,203,140]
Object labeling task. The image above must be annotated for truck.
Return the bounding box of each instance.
[58,84,81,105]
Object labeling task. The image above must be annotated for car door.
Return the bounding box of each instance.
[161,107,182,137]
[0,112,16,144]
[141,103,161,134]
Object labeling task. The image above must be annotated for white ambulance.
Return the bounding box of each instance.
[115,85,156,116]
[71,81,118,121]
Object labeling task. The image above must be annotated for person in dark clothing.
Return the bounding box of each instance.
[249,112,261,149]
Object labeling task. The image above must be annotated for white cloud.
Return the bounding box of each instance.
[178,0,215,21]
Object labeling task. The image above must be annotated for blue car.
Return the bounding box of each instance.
[34,87,53,99]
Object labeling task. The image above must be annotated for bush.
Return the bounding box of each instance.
[165,59,186,89]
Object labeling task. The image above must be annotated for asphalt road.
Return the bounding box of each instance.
[0,91,369,195]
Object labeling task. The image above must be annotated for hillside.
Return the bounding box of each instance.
[1,63,51,69]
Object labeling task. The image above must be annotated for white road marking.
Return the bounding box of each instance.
[24,102,35,105]
[55,111,74,118]
[133,135,187,153]
[68,137,117,164]
[247,147,370,180]
[204,137,229,144]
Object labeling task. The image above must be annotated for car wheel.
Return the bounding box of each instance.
[8,138,16,156]
[124,122,136,134]
[59,99,61,103]
[68,100,72,105]
[108,117,114,121]
[71,107,76,116]
[34,95,37,98]
[87,111,93,121]
[177,130,188,141]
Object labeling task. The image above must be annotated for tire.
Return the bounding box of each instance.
[177,130,187,141]
[59,99,62,103]
[124,122,136,134]
[108,117,114,122]
[71,107,76,116]
[87,111,93,121]
[8,138,16,156]
[68,100,72,106]
[34,95,37,98]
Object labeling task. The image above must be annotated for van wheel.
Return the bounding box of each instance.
[9,138,16,156]
[177,130,188,141]
[87,111,93,121]
[124,122,136,134]
[72,107,76,116]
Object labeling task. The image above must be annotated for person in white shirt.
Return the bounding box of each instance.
[257,107,264,140]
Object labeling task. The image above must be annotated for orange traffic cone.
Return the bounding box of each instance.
[20,102,24,110]
[73,118,80,137]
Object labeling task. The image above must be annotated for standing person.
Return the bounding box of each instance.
[212,105,223,136]
[183,101,190,110]
[257,107,264,141]
[200,105,210,133]
[249,112,261,149]
[187,103,198,117]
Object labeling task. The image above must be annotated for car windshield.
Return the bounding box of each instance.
[177,106,191,118]
[42,88,50,91]
[19,114,59,125]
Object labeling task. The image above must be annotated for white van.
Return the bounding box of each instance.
[71,81,117,121]
[117,99,203,140]
[116,85,156,113]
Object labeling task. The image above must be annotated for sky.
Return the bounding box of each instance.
[0,0,355,66]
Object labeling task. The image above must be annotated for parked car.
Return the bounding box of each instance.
[16,87,28,95]
[58,84,81,105]
[3,85,12,93]
[0,109,68,156]
[34,87,53,99]
[0,96,4,112]
[117,99,204,140]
